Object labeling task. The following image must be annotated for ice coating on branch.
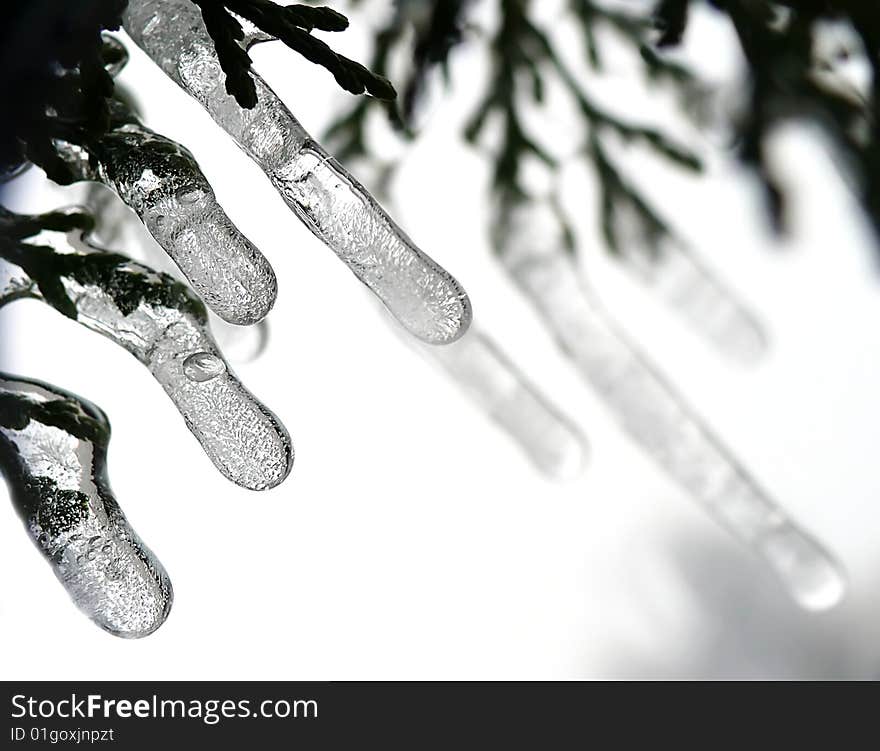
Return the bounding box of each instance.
[123,0,472,345]
[55,99,277,326]
[0,374,172,637]
[618,241,767,364]
[83,182,275,367]
[0,215,293,491]
[495,201,845,610]
[417,327,588,480]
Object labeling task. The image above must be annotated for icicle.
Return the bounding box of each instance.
[0,374,172,637]
[83,182,274,366]
[416,327,588,480]
[336,151,586,479]
[616,240,768,365]
[495,200,845,610]
[123,0,472,345]
[54,98,277,327]
[0,211,293,491]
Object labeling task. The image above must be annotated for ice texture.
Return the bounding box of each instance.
[83,183,275,366]
[0,374,172,637]
[55,99,277,326]
[123,0,472,345]
[0,215,293,491]
[417,327,588,480]
[619,240,767,364]
[495,201,845,610]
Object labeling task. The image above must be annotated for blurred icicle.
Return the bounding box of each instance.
[123,0,472,345]
[344,152,587,480]
[617,241,768,364]
[0,374,173,637]
[495,199,845,610]
[0,207,292,490]
[417,327,588,480]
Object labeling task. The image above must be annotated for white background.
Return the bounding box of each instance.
[2,0,880,678]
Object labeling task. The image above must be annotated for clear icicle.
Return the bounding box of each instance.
[0,374,173,637]
[83,183,274,366]
[495,200,845,610]
[0,211,293,491]
[416,327,588,480]
[122,0,472,345]
[55,98,277,327]
[617,241,768,364]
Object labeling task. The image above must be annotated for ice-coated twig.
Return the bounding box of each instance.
[0,207,293,491]
[83,182,273,366]
[123,0,472,345]
[495,199,845,610]
[415,326,588,481]
[0,374,172,637]
[53,93,277,327]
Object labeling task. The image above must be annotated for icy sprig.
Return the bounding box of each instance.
[0,206,293,490]
[0,373,172,637]
[495,199,845,611]
[51,39,277,327]
[123,0,472,345]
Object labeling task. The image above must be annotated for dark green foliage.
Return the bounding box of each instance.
[0,207,207,323]
[326,0,701,259]
[0,1,392,184]
[324,6,411,164]
[0,1,127,183]
[401,0,471,121]
[658,0,880,240]
[0,381,106,535]
[192,0,396,108]
[0,376,110,447]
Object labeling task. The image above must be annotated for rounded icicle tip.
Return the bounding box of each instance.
[149,330,294,491]
[758,525,847,612]
[0,374,173,638]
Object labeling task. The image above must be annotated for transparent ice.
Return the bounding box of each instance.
[0,212,293,491]
[617,238,768,364]
[416,327,588,480]
[54,71,277,326]
[83,182,273,366]
[123,0,472,345]
[339,151,587,480]
[495,200,845,610]
[0,374,172,637]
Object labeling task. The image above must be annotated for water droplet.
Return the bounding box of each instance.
[182,351,226,382]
